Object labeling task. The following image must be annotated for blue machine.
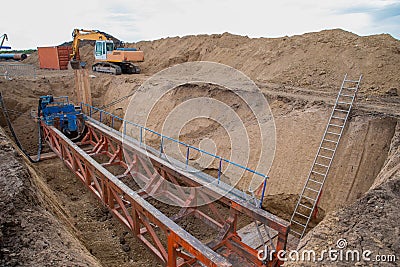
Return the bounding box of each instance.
[39,95,85,139]
[115,47,137,51]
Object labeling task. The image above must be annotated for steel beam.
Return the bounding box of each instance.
[42,122,231,267]
[42,117,290,266]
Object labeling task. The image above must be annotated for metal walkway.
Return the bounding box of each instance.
[290,74,362,239]
[41,106,290,266]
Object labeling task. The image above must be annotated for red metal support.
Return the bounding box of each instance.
[41,118,290,266]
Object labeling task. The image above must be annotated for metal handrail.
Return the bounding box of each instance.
[81,103,268,207]
[0,63,36,79]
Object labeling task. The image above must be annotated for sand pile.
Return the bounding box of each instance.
[78,44,96,69]
[125,29,399,96]
[23,53,38,66]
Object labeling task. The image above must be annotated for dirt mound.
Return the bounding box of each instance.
[0,128,101,267]
[59,30,121,47]
[23,52,39,66]
[24,28,400,97]
[78,44,95,69]
[126,29,399,96]
[287,175,400,266]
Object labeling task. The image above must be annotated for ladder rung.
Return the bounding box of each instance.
[305,187,319,193]
[312,170,326,176]
[315,162,329,168]
[299,203,313,210]
[334,108,349,113]
[337,101,351,105]
[292,220,306,228]
[302,195,316,202]
[317,154,332,160]
[291,221,305,227]
[326,131,340,136]
[343,80,359,83]
[332,116,345,120]
[320,147,335,152]
[339,93,355,98]
[291,229,303,237]
[295,212,310,219]
[309,178,323,184]
[323,139,338,143]
[328,123,344,128]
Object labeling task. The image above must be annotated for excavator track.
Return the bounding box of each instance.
[120,62,141,74]
[92,62,122,75]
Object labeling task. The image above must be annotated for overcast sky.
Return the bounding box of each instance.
[1,0,399,50]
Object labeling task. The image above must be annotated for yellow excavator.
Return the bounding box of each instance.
[70,29,144,75]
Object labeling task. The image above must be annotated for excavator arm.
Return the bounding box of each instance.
[0,34,10,50]
[70,29,108,69]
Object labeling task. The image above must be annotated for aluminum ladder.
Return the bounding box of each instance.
[290,74,362,239]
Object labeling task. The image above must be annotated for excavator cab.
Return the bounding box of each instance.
[94,40,114,60]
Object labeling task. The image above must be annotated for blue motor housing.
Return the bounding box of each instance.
[39,95,85,138]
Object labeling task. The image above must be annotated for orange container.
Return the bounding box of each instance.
[38,46,79,70]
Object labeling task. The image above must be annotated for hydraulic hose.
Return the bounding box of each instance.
[0,92,42,163]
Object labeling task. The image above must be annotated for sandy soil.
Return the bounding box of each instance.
[0,127,101,267]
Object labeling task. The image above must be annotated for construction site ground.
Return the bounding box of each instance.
[1,29,399,266]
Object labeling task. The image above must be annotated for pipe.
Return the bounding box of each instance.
[14,54,27,60]
[0,53,27,60]
[0,54,14,59]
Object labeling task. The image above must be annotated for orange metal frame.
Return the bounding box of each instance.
[41,119,290,266]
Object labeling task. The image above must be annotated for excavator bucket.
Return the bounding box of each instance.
[70,60,87,70]
[70,60,81,70]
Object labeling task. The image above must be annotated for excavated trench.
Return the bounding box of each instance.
[0,73,398,266]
